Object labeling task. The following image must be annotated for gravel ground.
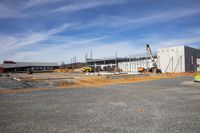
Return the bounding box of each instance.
[0,77,29,90]
[0,73,80,90]
[0,76,200,133]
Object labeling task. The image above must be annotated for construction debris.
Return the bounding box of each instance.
[0,74,31,89]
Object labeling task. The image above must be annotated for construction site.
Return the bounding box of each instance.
[0,45,200,133]
[1,0,200,132]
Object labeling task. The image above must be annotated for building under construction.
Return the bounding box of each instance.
[0,61,59,72]
[86,45,200,73]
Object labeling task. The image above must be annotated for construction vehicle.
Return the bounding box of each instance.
[137,67,145,73]
[138,44,162,73]
[194,59,200,81]
[194,74,200,82]
[27,68,33,74]
[146,44,162,73]
[82,66,93,72]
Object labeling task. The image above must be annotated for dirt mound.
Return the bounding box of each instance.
[47,73,194,88]
[54,68,74,73]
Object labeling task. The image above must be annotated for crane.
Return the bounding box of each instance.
[146,44,157,68]
[138,44,162,73]
[146,44,162,73]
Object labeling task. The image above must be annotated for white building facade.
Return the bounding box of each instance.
[118,46,200,73]
[158,46,200,73]
[118,59,152,72]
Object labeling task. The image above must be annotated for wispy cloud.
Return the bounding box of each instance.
[154,37,200,48]
[0,23,76,53]
[23,0,60,8]
[2,29,200,63]
[0,4,26,18]
[3,36,110,62]
[128,8,200,25]
[9,40,135,62]
[97,7,200,29]
[53,0,127,12]
[1,0,200,63]
[47,23,76,35]
[0,21,111,62]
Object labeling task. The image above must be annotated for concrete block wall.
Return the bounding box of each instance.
[158,46,200,73]
[157,46,185,73]
[184,46,200,72]
[118,59,152,72]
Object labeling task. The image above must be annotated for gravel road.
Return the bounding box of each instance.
[0,76,200,133]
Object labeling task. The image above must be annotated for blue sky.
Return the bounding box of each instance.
[0,0,200,63]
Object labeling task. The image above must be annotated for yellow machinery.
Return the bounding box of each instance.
[194,72,200,82]
[82,67,93,72]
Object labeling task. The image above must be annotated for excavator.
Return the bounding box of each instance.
[138,44,162,73]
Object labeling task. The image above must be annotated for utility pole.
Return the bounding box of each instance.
[94,59,96,73]
[74,56,76,68]
[90,50,93,59]
[115,51,118,71]
[85,53,88,66]
[129,55,131,72]
[71,58,73,68]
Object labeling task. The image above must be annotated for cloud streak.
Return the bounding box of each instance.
[0,0,200,63]
[23,0,60,8]
[96,7,200,29]
[1,28,200,63]
[53,0,127,13]
[0,4,26,18]
[1,20,200,63]
[0,23,76,53]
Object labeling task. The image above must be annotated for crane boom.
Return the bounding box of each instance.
[137,44,162,73]
[146,44,157,67]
